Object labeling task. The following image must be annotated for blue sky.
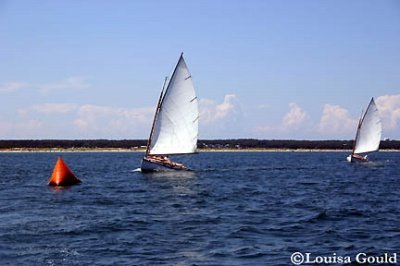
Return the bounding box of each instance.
[1,0,399,139]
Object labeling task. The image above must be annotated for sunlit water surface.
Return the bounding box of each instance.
[0,152,399,265]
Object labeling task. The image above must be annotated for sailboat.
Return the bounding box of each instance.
[141,53,199,172]
[347,97,382,162]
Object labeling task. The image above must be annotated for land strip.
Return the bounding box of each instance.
[0,139,399,152]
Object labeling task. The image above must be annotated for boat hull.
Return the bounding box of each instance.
[347,154,368,163]
[141,157,189,172]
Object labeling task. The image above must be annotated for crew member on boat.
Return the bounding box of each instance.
[352,154,367,161]
[148,155,181,167]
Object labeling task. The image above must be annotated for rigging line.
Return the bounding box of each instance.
[145,77,168,156]
[351,110,364,155]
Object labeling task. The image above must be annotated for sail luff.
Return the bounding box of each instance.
[351,112,363,156]
[146,77,167,156]
[158,53,184,109]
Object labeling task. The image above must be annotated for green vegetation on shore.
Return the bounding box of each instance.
[0,139,399,151]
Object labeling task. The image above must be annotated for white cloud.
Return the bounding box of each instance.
[0,76,90,95]
[17,103,79,119]
[5,95,244,139]
[317,104,356,137]
[254,124,274,135]
[0,115,12,136]
[256,97,400,139]
[73,104,153,137]
[31,103,78,114]
[14,119,44,136]
[0,82,30,93]
[255,102,309,137]
[376,94,400,131]
[282,102,308,128]
[3,103,154,139]
[72,105,153,138]
[4,94,399,140]
[0,117,44,139]
[38,76,90,94]
[198,94,245,138]
[256,104,270,110]
[200,94,241,124]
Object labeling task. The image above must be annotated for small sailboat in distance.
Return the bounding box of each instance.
[141,53,199,172]
[347,97,382,162]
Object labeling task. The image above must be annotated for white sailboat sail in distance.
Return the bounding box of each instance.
[141,53,199,172]
[347,97,382,162]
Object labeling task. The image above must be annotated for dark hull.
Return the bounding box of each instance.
[141,157,189,172]
[347,154,368,163]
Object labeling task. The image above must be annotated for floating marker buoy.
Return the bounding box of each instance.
[48,156,81,186]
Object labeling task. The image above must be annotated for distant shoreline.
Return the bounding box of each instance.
[0,148,399,153]
[1,139,399,151]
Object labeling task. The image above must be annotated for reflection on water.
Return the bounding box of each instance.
[143,170,197,180]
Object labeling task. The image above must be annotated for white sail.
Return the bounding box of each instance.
[353,98,382,154]
[149,54,199,155]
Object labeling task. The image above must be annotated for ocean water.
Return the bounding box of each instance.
[0,151,399,265]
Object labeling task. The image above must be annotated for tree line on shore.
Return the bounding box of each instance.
[0,139,399,150]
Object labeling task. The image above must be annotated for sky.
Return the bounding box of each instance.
[0,0,399,140]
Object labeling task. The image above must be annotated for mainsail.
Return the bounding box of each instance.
[353,98,382,154]
[148,54,199,155]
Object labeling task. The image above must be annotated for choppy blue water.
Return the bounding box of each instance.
[0,152,399,265]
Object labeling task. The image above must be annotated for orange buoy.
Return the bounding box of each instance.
[48,156,81,186]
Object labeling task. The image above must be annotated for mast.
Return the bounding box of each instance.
[145,77,168,156]
[351,111,363,156]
